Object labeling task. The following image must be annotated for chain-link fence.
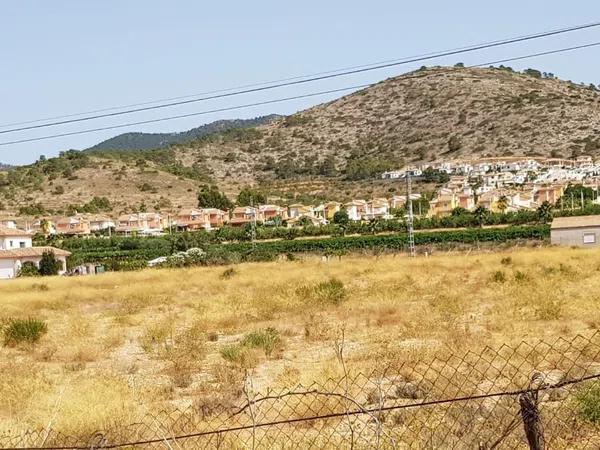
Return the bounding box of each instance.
[2,332,600,449]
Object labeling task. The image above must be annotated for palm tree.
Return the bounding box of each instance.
[537,201,553,224]
[496,195,509,214]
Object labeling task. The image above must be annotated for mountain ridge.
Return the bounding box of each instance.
[86,115,282,151]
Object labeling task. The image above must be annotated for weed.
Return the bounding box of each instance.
[2,318,48,347]
[313,278,348,305]
[500,256,512,266]
[242,328,281,357]
[514,270,529,282]
[492,271,506,283]
[220,267,236,280]
[575,381,600,424]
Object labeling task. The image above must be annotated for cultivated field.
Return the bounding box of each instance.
[1,247,600,445]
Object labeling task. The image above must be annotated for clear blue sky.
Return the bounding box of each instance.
[1,1,599,165]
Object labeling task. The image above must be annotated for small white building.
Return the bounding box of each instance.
[0,226,70,279]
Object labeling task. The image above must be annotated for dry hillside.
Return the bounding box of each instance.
[177,66,600,184]
[2,66,600,214]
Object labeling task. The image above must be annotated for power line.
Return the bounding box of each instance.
[2,21,597,130]
[1,20,599,136]
[0,84,371,146]
[1,40,598,148]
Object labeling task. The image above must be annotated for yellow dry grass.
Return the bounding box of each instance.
[0,246,599,438]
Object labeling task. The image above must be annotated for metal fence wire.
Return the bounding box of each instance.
[2,331,600,449]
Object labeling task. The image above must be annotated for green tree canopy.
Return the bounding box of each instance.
[237,187,267,206]
[197,185,234,210]
[38,251,60,276]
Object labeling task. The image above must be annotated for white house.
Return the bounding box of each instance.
[0,227,70,279]
[344,200,367,221]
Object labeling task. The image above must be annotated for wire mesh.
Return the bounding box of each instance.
[1,331,599,449]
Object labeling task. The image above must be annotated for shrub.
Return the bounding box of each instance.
[313,278,347,305]
[18,262,40,277]
[575,381,600,424]
[500,256,512,266]
[39,251,60,276]
[492,271,506,283]
[3,318,48,346]
[241,328,281,357]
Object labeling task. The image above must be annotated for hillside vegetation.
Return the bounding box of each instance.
[1,247,599,441]
[87,115,280,151]
[2,66,600,214]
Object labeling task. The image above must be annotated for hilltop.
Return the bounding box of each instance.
[175,66,600,185]
[86,115,281,151]
[2,66,600,215]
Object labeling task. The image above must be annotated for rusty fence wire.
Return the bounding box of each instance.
[2,331,600,449]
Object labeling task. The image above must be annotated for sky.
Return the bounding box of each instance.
[1,1,599,165]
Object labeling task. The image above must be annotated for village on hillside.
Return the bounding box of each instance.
[2,156,600,238]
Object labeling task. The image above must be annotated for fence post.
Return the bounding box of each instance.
[519,390,545,450]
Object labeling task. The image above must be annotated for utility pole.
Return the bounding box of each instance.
[581,190,585,210]
[250,199,256,249]
[406,173,416,257]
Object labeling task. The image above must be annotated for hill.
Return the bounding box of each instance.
[173,66,600,185]
[2,66,600,215]
[86,115,281,151]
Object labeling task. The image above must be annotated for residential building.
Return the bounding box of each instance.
[428,193,457,217]
[89,216,115,232]
[0,226,32,250]
[29,219,56,236]
[202,208,228,229]
[56,216,91,236]
[229,206,259,227]
[344,200,367,221]
[176,209,211,231]
[534,185,565,205]
[116,213,165,235]
[365,198,390,220]
[259,204,288,222]
[0,219,18,229]
[0,226,70,279]
[551,215,600,247]
[288,204,313,219]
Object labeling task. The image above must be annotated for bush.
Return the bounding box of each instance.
[241,328,281,357]
[492,271,506,283]
[3,318,48,346]
[39,251,60,276]
[576,381,600,424]
[18,262,40,277]
[313,278,347,305]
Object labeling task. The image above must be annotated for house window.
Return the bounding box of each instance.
[583,233,596,244]
[19,242,26,248]
[9,240,13,248]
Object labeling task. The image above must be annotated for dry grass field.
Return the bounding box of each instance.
[1,247,600,444]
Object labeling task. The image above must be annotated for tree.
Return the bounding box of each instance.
[496,195,509,213]
[332,209,349,226]
[38,251,60,276]
[197,185,233,210]
[237,187,266,206]
[537,201,553,223]
[473,206,489,227]
[451,207,469,217]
